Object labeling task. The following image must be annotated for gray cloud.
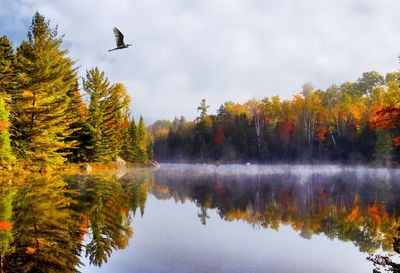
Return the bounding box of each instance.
[1,0,400,123]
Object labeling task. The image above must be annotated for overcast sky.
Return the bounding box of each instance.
[1,0,400,123]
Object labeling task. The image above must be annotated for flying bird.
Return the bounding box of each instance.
[108,27,132,52]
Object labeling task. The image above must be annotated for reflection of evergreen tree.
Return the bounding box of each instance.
[0,172,150,272]
[368,227,400,273]
[120,170,149,217]
[198,207,210,225]
[6,176,82,273]
[68,175,133,267]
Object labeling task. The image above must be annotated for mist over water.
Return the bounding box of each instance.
[154,163,400,183]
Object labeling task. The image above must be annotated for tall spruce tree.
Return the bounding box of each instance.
[136,116,148,162]
[82,67,110,161]
[102,83,131,160]
[11,12,77,171]
[64,85,88,162]
[123,117,138,162]
[0,36,15,98]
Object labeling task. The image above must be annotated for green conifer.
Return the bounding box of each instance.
[137,116,148,162]
[124,117,138,162]
[82,67,110,161]
[12,12,77,171]
[102,83,131,160]
[0,36,15,98]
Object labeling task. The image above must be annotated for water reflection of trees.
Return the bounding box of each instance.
[1,167,399,272]
[3,176,82,273]
[150,168,400,254]
[0,173,148,273]
[368,227,400,273]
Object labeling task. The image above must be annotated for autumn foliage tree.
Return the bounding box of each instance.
[370,102,400,146]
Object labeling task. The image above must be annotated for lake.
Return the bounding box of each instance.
[1,164,400,273]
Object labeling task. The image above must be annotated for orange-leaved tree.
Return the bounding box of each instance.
[370,102,400,145]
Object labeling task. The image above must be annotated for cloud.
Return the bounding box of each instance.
[1,0,400,123]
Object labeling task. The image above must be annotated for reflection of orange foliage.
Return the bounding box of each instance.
[278,188,293,207]
[26,247,36,254]
[79,215,89,240]
[292,222,303,231]
[0,220,12,230]
[105,121,115,129]
[159,186,170,196]
[215,184,224,201]
[0,120,8,132]
[22,90,33,98]
[312,222,321,231]
[121,207,129,216]
[368,202,387,227]
[347,206,360,222]
[225,209,245,221]
[121,120,129,129]
[347,194,360,222]
[377,203,389,224]
[79,224,88,240]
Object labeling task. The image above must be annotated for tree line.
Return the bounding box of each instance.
[0,12,149,172]
[150,72,400,163]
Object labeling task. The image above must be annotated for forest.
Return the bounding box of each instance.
[1,12,400,173]
[150,74,400,163]
[0,13,150,173]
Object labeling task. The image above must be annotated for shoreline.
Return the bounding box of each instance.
[0,160,160,178]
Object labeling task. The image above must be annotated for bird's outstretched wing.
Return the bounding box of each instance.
[113,27,125,47]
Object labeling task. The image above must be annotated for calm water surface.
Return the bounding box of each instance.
[1,164,400,273]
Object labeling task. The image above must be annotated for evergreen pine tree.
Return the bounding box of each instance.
[119,116,131,161]
[11,12,77,171]
[124,117,138,162]
[102,83,131,160]
[136,116,148,162]
[0,36,15,98]
[64,86,88,162]
[82,67,110,161]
